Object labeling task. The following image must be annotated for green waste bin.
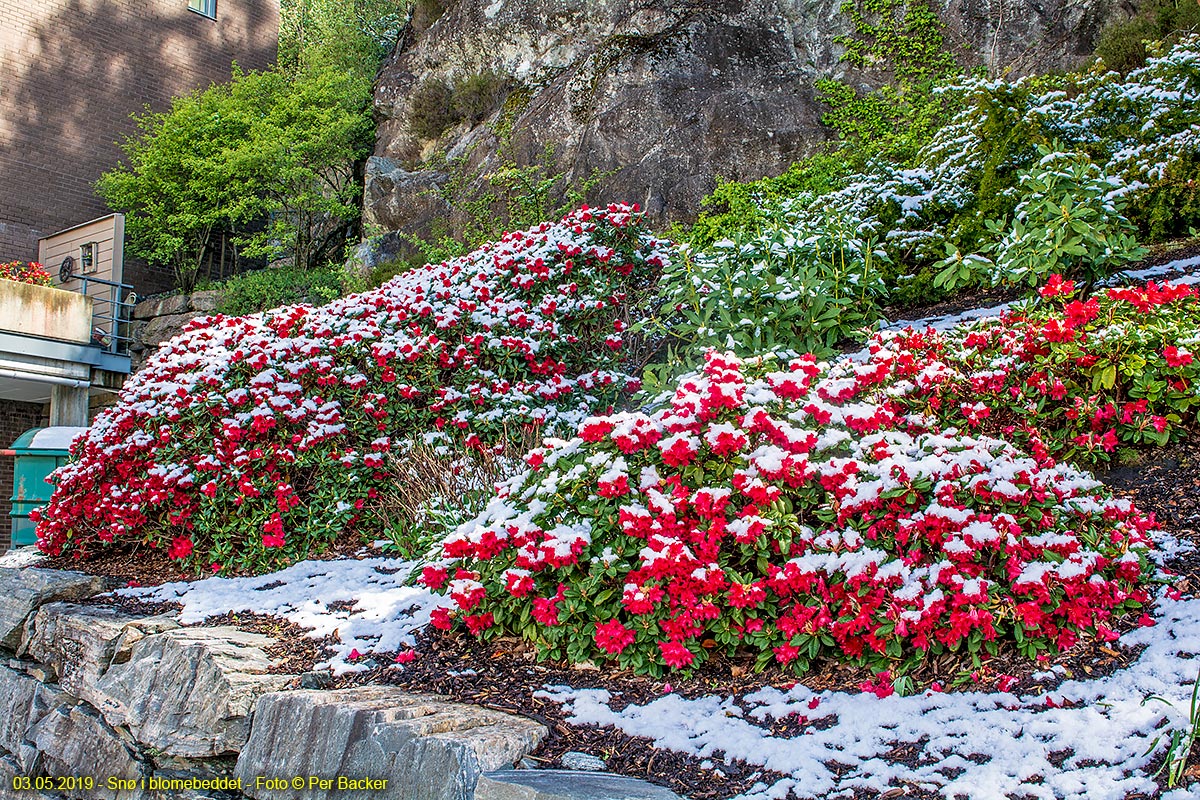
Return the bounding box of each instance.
[6,427,86,547]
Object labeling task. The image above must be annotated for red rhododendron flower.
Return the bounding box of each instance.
[420,565,449,590]
[658,640,694,668]
[1164,346,1194,367]
[167,536,193,560]
[1038,274,1075,299]
[594,619,636,654]
[430,607,453,630]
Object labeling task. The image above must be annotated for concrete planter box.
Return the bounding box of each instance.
[0,278,92,344]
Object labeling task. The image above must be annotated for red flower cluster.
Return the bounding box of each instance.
[0,261,53,287]
[878,276,1200,463]
[34,205,669,572]
[424,347,1158,676]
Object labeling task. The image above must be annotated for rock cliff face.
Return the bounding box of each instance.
[366,0,1126,249]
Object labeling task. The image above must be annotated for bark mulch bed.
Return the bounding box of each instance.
[37,527,373,590]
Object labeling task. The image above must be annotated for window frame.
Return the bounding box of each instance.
[187,0,216,19]
[79,242,98,274]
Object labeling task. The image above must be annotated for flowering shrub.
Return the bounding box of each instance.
[422,350,1157,677]
[35,205,670,573]
[0,261,53,287]
[880,277,1200,463]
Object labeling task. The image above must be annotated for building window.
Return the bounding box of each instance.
[188,0,216,19]
[79,242,97,274]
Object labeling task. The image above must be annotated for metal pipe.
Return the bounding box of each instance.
[0,369,91,389]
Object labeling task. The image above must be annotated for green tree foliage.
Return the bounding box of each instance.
[279,0,409,80]
[96,76,261,291]
[98,0,402,290]
[1096,0,1200,74]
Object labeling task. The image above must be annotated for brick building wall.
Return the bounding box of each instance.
[0,0,279,294]
[0,400,49,552]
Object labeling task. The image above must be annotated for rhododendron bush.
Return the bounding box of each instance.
[35,205,670,572]
[0,261,53,287]
[880,277,1200,464]
[422,349,1158,677]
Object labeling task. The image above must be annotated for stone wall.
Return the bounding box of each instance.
[0,566,562,800]
[0,0,279,294]
[126,290,225,373]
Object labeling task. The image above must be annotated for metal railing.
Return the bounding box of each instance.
[72,274,135,356]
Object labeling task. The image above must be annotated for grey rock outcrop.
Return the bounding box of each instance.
[474,770,684,800]
[0,569,104,650]
[132,294,190,320]
[358,158,451,268]
[0,569,561,799]
[0,665,65,772]
[23,603,179,701]
[29,705,144,800]
[93,627,291,758]
[234,687,548,800]
[187,289,223,312]
[367,0,1130,240]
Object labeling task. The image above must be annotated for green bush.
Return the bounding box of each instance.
[936,149,1147,291]
[410,71,515,141]
[452,71,512,124]
[409,78,458,140]
[1125,152,1200,241]
[684,154,853,249]
[643,208,887,388]
[989,152,1145,287]
[1096,0,1200,74]
[210,264,344,316]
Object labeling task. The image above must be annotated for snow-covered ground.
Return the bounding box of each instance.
[106,534,1200,799]
[122,556,446,675]
[11,250,1200,799]
[542,590,1200,800]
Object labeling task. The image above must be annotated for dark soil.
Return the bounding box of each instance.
[37,527,374,589]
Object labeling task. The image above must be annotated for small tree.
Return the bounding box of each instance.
[225,64,375,270]
[97,78,262,291]
[98,0,398,290]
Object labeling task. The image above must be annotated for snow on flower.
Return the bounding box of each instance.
[35,205,671,573]
[422,347,1158,674]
